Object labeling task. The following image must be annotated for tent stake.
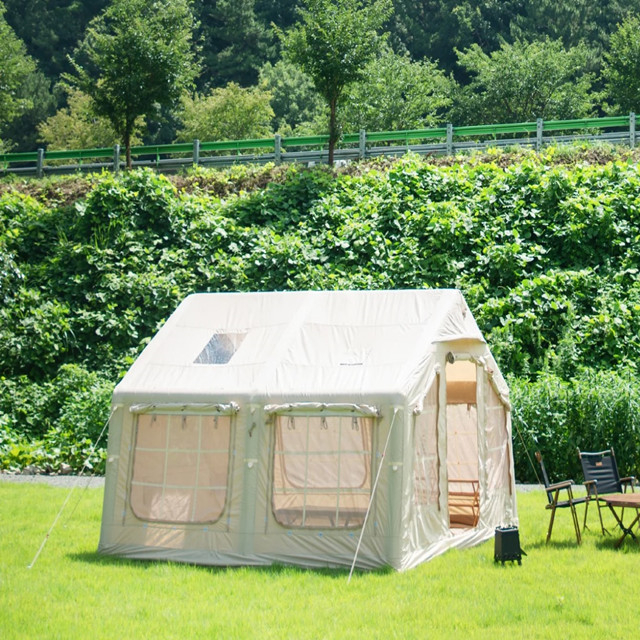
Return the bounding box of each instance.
[348,408,399,583]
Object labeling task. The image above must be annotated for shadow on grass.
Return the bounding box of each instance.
[68,551,394,579]
[593,534,640,553]
[522,529,640,553]
[524,538,583,551]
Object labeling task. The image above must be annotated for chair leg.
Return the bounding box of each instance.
[582,498,590,531]
[596,501,609,535]
[546,507,556,544]
[570,501,582,544]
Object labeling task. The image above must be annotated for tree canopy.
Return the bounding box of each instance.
[66,0,200,167]
[259,60,325,134]
[278,0,392,164]
[454,38,595,124]
[603,16,640,114]
[0,3,37,146]
[194,0,268,89]
[340,47,454,132]
[0,0,638,152]
[176,83,275,142]
[38,88,142,151]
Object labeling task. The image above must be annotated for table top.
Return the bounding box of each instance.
[600,492,640,508]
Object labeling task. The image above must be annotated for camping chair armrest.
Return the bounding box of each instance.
[546,480,574,492]
[583,479,598,497]
[621,476,637,490]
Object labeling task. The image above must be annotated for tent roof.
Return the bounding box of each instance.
[113,289,486,406]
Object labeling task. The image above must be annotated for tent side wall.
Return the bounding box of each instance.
[98,397,410,569]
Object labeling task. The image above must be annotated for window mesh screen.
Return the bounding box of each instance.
[130,413,231,523]
[272,414,373,528]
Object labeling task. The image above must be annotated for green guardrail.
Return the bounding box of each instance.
[455,121,539,137]
[542,115,629,132]
[45,147,114,161]
[131,142,193,157]
[281,134,330,148]
[199,138,275,152]
[0,114,635,172]
[0,151,39,164]
[365,127,448,143]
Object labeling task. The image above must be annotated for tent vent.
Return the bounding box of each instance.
[195,332,246,365]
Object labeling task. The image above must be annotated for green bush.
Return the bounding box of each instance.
[3,153,640,473]
[0,364,113,472]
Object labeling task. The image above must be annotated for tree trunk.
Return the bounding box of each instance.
[125,129,132,170]
[328,98,337,167]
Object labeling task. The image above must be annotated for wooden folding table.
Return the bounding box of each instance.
[600,493,640,548]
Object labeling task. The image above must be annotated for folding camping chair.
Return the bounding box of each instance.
[535,451,586,544]
[577,447,637,535]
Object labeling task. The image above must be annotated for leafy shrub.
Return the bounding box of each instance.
[3,154,640,473]
[0,364,113,472]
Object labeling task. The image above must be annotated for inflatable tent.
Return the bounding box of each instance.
[99,289,517,570]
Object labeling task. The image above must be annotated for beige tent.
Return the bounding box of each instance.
[99,289,517,570]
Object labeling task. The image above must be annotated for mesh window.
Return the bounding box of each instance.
[194,332,246,364]
[130,413,232,523]
[272,414,373,528]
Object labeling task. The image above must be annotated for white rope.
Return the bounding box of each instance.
[27,407,115,569]
[348,407,399,584]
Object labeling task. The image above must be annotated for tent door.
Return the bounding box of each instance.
[445,360,479,529]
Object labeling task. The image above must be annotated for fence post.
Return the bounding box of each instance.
[274,134,282,164]
[113,145,120,173]
[359,129,366,159]
[630,113,636,149]
[446,124,453,155]
[36,149,44,178]
[536,118,543,151]
[193,139,200,166]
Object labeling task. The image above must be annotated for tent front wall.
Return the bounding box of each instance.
[99,340,517,571]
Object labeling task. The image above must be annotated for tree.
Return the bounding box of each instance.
[510,0,640,54]
[38,88,143,151]
[340,47,454,132]
[278,0,392,165]
[258,60,325,134]
[193,0,268,88]
[390,0,522,76]
[2,0,108,80]
[66,0,199,168]
[0,3,37,147]
[175,83,274,142]
[2,71,59,152]
[454,38,595,124]
[602,16,640,114]
[255,0,300,30]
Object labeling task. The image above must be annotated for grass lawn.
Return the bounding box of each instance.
[1,481,637,639]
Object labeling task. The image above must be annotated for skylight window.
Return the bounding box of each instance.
[195,332,246,365]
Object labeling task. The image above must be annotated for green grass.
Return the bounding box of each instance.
[1,483,637,639]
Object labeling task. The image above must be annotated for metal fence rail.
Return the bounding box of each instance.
[0,114,636,178]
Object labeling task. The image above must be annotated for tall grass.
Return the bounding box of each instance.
[1,481,637,639]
